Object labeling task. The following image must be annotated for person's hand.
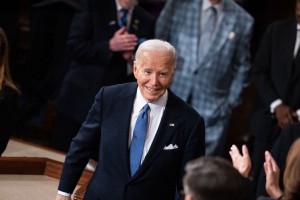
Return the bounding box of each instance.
[274,104,297,128]
[263,151,283,199]
[229,144,251,178]
[109,27,137,52]
[55,194,71,200]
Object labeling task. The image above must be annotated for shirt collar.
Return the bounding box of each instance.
[135,87,168,113]
[297,23,300,31]
[202,0,223,13]
[115,0,136,12]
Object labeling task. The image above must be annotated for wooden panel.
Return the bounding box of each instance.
[0,157,93,186]
[0,157,47,175]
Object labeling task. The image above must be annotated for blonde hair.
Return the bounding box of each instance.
[0,27,20,93]
[283,138,300,200]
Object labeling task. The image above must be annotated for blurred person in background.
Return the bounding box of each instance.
[0,27,20,156]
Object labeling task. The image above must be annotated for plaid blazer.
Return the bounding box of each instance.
[156,0,253,121]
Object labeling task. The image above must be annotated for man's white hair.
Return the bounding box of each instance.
[135,39,177,70]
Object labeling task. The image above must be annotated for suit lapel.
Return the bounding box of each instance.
[131,91,182,179]
[114,83,137,178]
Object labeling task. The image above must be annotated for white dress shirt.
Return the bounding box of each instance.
[129,87,168,163]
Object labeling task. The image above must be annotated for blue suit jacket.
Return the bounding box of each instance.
[156,0,253,122]
[58,83,205,200]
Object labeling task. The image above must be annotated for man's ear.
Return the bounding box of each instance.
[133,61,138,78]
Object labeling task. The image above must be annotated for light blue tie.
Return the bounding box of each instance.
[199,6,217,59]
[130,104,150,176]
[119,8,128,28]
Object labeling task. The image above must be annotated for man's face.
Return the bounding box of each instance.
[118,0,135,9]
[133,51,174,102]
[296,0,300,24]
[210,0,222,5]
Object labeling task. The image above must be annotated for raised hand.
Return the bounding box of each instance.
[229,144,251,178]
[263,151,283,199]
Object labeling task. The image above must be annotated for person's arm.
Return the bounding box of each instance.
[226,16,254,109]
[66,0,136,65]
[229,144,252,178]
[263,151,283,199]
[253,22,288,111]
[57,88,103,195]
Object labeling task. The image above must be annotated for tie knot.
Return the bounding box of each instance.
[120,8,128,15]
[209,6,217,15]
[142,104,150,113]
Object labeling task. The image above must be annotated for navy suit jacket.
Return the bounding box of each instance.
[56,0,155,123]
[58,83,205,200]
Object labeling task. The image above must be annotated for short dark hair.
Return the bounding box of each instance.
[183,156,249,200]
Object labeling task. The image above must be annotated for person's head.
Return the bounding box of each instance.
[183,156,249,200]
[283,138,300,200]
[133,39,176,102]
[296,0,300,24]
[118,0,136,9]
[0,27,19,93]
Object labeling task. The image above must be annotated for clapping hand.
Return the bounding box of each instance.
[229,144,251,178]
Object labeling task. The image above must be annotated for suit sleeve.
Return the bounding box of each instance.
[254,23,281,108]
[66,0,112,65]
[227,16,254,108]
[58,88,104,193]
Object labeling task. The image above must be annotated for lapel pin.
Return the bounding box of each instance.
[169,123,175,127]
[108,20,116,26]
[228,31,235,40]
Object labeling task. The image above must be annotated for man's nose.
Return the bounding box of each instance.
[149,74,158,84]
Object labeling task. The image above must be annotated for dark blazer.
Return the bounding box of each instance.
[0,86,18,155]
[254,19,300,111]
[58,83,205,200]
[56,0,155,123]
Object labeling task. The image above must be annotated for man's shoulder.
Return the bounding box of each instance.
[168,90,203,120]
[134,5,155,21]
[267,18,296,29]
[226,0,253,23]
[102,82,137,93]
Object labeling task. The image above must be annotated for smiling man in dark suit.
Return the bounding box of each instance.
[55,39,205,200]
[52,0,155,153]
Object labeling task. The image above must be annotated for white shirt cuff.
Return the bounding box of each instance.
[270,99,283,113]
[57,190,71,197]
[296,109,300,122]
